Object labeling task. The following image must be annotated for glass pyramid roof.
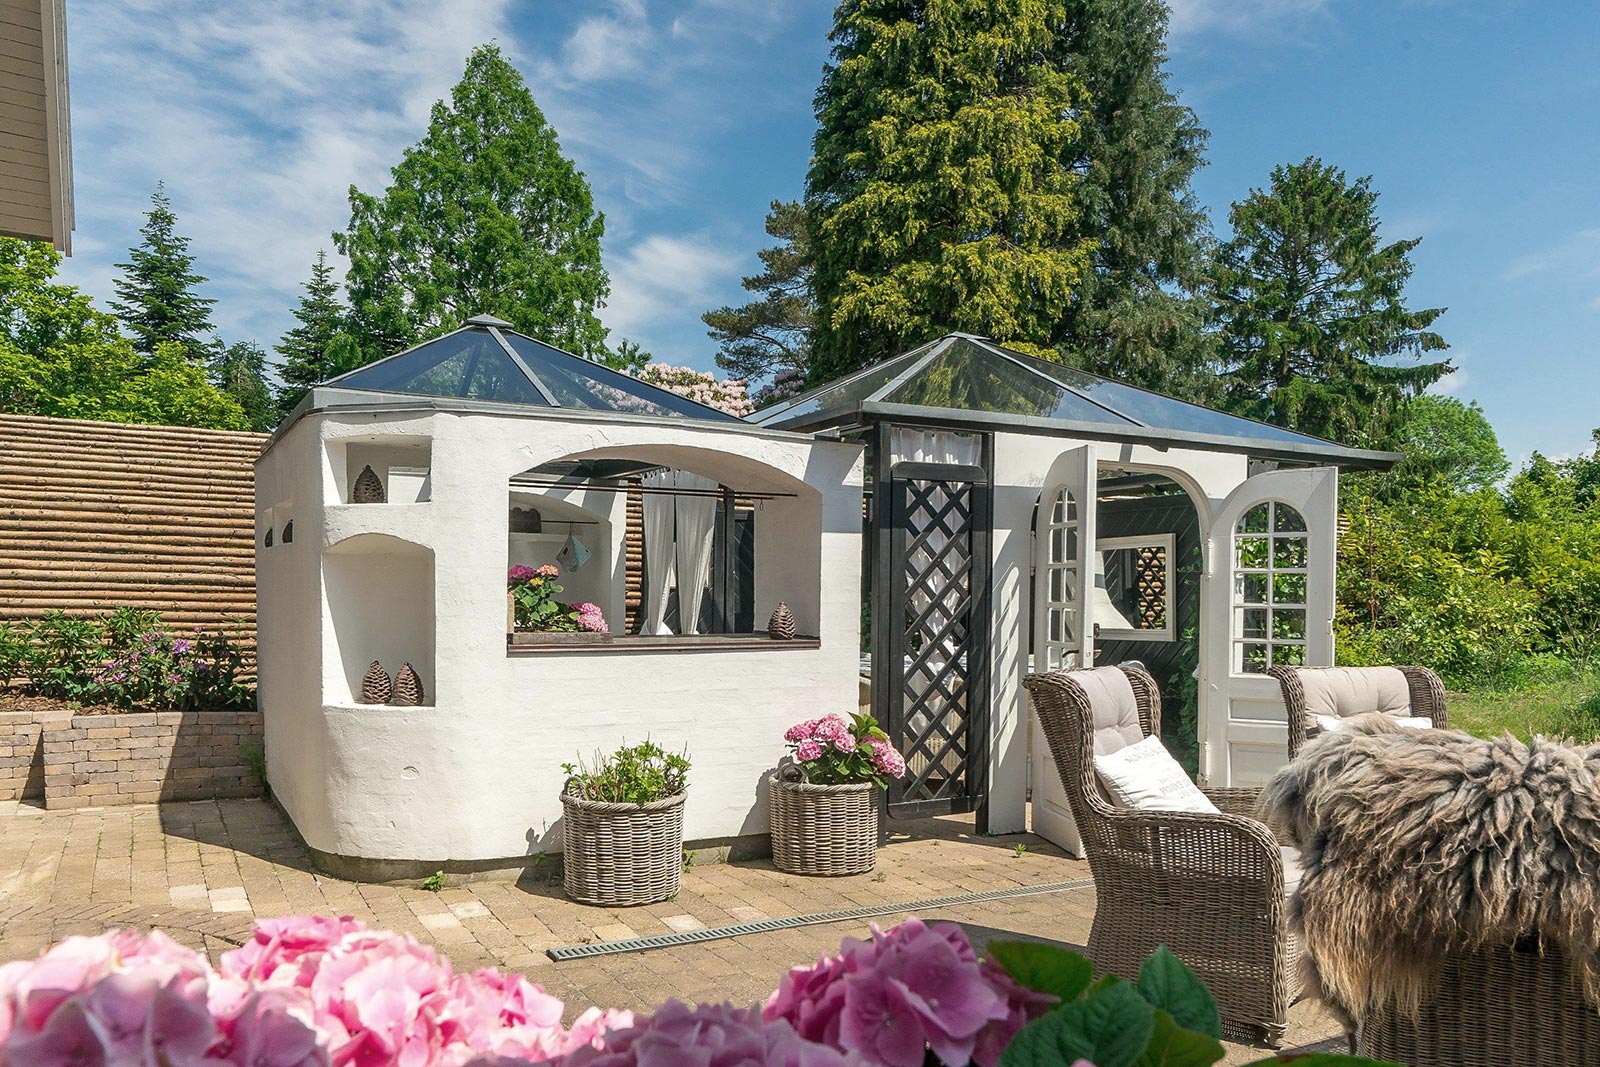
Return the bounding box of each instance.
[323,315,740,423]
[751,334,1397,467]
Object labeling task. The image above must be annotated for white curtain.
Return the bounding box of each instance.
[673,472,719,635]
[641,470,676,635]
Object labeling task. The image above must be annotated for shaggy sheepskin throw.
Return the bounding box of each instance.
[1259,714,1600,1023]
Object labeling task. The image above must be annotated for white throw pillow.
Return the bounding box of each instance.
[1093,735,1220,815]
[1314,714,1432,734]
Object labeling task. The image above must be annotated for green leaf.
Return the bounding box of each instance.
[1137,947,1221,1038]
[999,981,1155,1067]
[1137,1009,1224,1067]
[987,941,1094,1003]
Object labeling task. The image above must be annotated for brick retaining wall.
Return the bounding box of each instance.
[0,708,263,808]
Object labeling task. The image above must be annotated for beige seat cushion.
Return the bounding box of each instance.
[1298,666,1411,720]
[1077,667,1145,756]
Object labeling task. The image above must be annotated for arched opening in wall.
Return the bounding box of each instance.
[507,447,822,643]
[324,534,435,707]
[1093,467,1204,771]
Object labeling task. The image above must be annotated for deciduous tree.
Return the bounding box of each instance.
[805,0,1094,379]
[1210,158,1451,443]
[336,44,609,361]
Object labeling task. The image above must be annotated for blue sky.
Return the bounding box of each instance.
[56,1,1600,464]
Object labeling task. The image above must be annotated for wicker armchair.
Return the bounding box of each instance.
[1023,665,1301,1045]
[1268,664,1447,759]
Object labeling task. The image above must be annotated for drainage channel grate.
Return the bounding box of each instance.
[546,876,1094,961]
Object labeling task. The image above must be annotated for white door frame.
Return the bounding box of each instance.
[1027,445,1095,855]
[1199,466,1338,788]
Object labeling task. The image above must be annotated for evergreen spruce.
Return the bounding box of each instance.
[275,250,358,417]
[805,0,1094,379]
[1210,158,1452,443]
[1052,0,1216,398]
[209,339,276,432]
[110,183,217,360]
[703,200,815,386]
[336,44,609,361]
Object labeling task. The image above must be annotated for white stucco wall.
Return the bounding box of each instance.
[984,432,1249,833]
[257,407,863,867]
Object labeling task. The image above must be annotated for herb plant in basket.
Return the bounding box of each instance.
[560,740,689,906]
[770,713,906,876]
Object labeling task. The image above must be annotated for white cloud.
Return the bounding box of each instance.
[1505,227,1600,282]
[603,234,741,344]
[1166,0,1331,40]
[57,0,514,352]
[559,0,652,83]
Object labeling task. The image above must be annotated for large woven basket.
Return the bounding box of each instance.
[561,788,685,906]
[769,775,878,876]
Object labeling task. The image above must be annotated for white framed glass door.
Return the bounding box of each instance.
[1200,466,1337,788]
[1029,446,1095,854]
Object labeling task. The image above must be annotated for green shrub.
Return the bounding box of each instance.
[562,740,689,804]
[0,622,27,688]
[26,611,103,701]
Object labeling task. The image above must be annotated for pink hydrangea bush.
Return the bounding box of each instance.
[763,919,1054,1067]
[507,567,608,634]
[782,714,906,787]
[561,1001,863,1067]
[0,917,630,1067]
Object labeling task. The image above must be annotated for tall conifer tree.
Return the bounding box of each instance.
[1210,158,1451,443]
[703,200,815,386]
[110,183,217,360]
[1052,0,1215,398]
[209,339,276,431]
[336,44,609,360]
[275,251,358,417]
[805,0,1094,379]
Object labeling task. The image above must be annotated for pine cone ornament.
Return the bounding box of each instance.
[393,662,425,706]
[361,661,392,704]
[352,464,386,503]
[768,602,796,641]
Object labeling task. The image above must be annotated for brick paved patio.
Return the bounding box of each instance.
[0,797,1341,1063]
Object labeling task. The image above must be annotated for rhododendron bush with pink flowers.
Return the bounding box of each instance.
[0,915,1389,1067]
[782,713,905,788]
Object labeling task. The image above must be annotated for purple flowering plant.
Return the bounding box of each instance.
[782,713,906,789]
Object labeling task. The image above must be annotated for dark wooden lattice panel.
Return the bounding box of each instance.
[893,478,976,809]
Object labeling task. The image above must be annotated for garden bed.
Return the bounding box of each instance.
[0,700,263,808]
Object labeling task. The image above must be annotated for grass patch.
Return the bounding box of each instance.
[1448,667,1600,741]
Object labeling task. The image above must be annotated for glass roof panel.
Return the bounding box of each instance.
[1009,349,1327,445]
[755,348,929,424]
[334,330,547,404]
[501,333,739,421]
[885,338,1138,424]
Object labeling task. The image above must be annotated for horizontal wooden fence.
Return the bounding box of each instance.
[0,414,267,657]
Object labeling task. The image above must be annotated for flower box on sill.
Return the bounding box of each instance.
[508,630,615,647]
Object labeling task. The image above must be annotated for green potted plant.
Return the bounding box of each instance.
[560,740,690,906]
[769,713,906,876]
[507,565,610,645]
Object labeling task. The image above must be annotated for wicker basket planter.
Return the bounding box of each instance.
[769,775,879,876]
[561,788,686,906]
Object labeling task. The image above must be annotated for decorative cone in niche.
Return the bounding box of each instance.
[768,602,796,640]
[352,464,386,503]
[361,661,392,704]
[393,662,425,706]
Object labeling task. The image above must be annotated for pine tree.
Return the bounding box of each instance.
[275,250,358,417]
[336,44,609,361]
[110,183,217,360]
[805,0,1095,380]
[702,200,814,386]
[1052,0,1216,398]
[1210,158,1452,444]
[210,339,276,431]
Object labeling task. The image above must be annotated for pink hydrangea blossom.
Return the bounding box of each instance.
[794,739,823,762]
[561,1001,861,1067]
[866,740,906,780]
[764,920,1053,1067]
[508,566,535,582]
